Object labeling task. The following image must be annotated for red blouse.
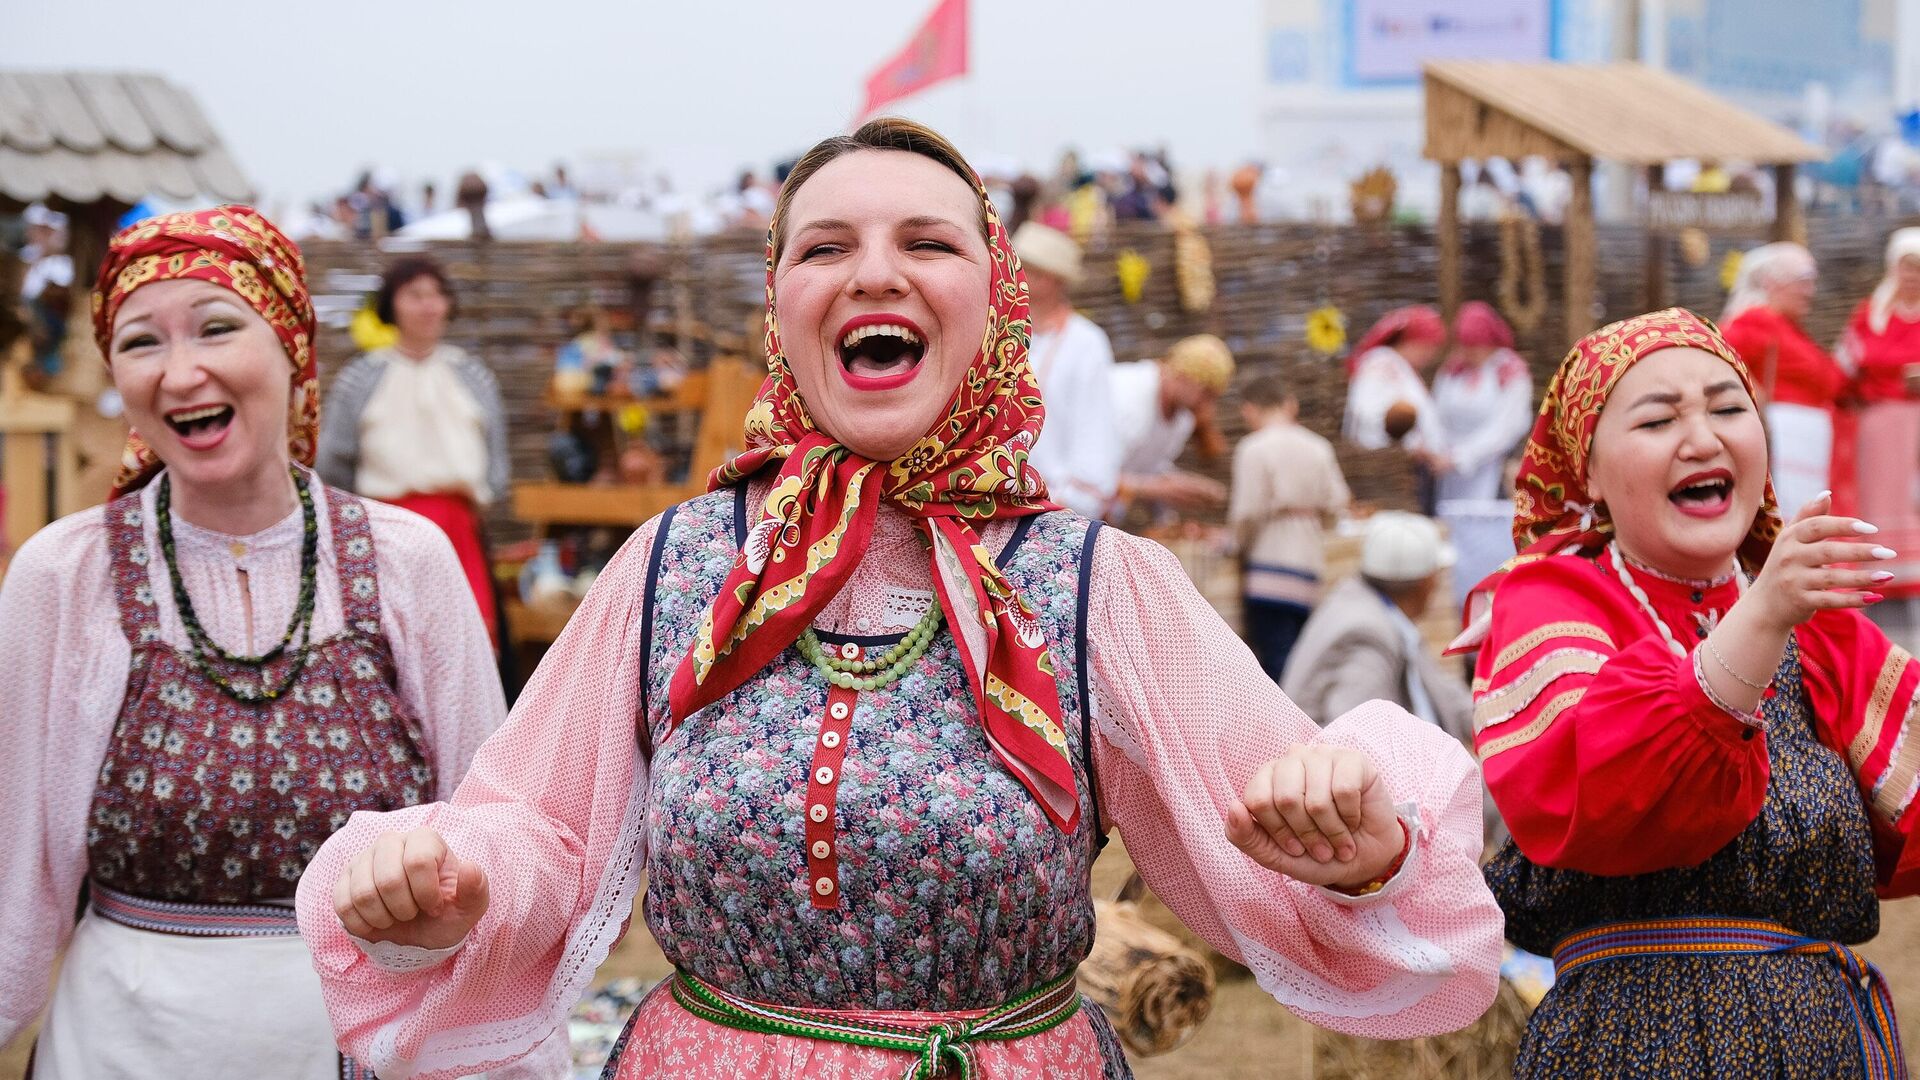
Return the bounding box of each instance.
[1844,300,1920,404]
[1473,549,1920,893]
[1720,307,1847,409]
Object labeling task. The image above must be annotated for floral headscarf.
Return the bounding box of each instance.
[667,172,1081,832]
[92,205,316,498]
[1452,308,1780,649]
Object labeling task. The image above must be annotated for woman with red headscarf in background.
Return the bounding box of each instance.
[1343,305,1449,512]
[0,208,519,1078]
[1719,242,1850,520]
[1432,301,1534,503]
[1464,308,1920,1077]
[1841,228,1920,599]
[296,119,1502,1080]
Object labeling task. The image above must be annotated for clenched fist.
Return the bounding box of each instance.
[1225,744,1406,890]
[333,826,488,951]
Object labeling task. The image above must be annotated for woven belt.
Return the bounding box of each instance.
[90,880,302,938]
[668,968,1082,1079]
[88,880,375,1080]
[1553,917,1907,1080]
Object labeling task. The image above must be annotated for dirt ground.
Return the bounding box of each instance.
[9,845,1920,1079]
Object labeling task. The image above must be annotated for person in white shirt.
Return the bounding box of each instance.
[1109,334,1233,520]
[1011,222,1121,518]
[1342,305,1449,453]
[1432,301,1534,503]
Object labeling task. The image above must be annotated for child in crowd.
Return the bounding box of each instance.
[1229,373,1351,680]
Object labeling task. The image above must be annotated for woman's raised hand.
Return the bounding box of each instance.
[1747,492,1895,630]
[333,826,488,951]
[1226,744,1407,890]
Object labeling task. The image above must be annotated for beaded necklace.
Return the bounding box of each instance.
[1607,542,1746,658]
[156,466,320,703]
[796,603,945,692]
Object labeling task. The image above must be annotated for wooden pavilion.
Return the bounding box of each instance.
[0,70,251,542]
[1423,61,1826,345]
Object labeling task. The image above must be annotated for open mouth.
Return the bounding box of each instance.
[165,403,235,441]
[1669,469,1734,516]
[836,314,927,387]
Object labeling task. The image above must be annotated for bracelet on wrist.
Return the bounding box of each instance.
[1703,635,1771,692]
[1331,818,1412,897]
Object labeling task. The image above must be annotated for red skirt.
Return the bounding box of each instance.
[386,492,498,643]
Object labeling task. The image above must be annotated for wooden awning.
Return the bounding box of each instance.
[0,70,251,208]
[1424,61,1825,167]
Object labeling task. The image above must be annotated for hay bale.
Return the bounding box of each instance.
[1312,978,1530,1080]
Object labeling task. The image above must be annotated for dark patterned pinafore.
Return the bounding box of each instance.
[89,487,433,905]
[601,487,1133,1077]
[1488,640,1896,1078]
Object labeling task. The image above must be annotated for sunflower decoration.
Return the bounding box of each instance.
[1115,249,1151,304]
[1720,249,1743,292]
[617,404,649,436]
[350,302,399,352]
[1305,305,1347,357]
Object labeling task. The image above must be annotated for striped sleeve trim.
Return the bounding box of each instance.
[1473,649,1608,733]
[1850,647,1913,774]
[1871,693,1920,823]
[1478,689,1583,762]
[1489,621,1615,679]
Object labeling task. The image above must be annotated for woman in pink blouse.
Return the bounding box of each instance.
[0,207,513,1079]
[297,119,1502,1079]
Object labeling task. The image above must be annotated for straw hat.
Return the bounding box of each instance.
[1164,334,1235,394]
[1012,222,1083,285]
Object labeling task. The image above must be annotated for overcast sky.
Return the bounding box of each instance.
[4,0,1264,215]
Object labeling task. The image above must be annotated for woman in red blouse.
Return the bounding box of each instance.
[1462,308,1920,1077]
[1719,242,1849,518]
[1842,227,1920,598]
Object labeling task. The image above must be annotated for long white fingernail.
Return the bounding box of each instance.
[1855,521,1882,534]
[1874,547,1899,560]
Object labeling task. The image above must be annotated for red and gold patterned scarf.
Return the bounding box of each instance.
[92,205,316,498]
[667,183,1081,831]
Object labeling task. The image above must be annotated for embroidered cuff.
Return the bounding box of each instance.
[1692,647,1765,729]
[1318,803,1422,908]
[348,932,467,973]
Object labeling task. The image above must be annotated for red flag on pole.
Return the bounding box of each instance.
[858,0,968,119]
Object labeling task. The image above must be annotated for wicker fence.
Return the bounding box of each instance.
[300,211,1919,541]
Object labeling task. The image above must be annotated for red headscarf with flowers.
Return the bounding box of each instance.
[1346,304,1446,375]
[92,205,316,498]
[1451,308,1781,650]
[667,169,1081,832]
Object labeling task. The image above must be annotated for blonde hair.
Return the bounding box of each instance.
[1165,334,1235,393]
[771,117,986,262]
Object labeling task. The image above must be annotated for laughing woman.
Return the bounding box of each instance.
[0,208,511,1079]
[1467,308,1920,1078]
[296,119,1502,1080]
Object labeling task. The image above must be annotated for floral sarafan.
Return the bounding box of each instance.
[668,178,1084,832]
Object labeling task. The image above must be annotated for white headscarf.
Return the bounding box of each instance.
[1722,241,1816,323]
[1868,228,1920,334]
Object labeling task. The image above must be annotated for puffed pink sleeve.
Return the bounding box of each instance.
[367,502,509,796]
[0,510,129,1046]
[295,517,663,1080]
[1083,529,1502,1038]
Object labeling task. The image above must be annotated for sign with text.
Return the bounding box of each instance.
[1647,191,1773,232]
[1349,0,1553,84]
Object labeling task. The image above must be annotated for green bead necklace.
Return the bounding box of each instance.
[156,465,319,704]
[796,603,944,691]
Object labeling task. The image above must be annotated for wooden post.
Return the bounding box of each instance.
[1565,157,1597,346]
[1438,162,1462,319]
[1644,163,1668,311]
[1773,163,1805,244]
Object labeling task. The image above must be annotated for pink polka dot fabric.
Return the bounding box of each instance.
[294,495,1502,1078]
